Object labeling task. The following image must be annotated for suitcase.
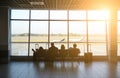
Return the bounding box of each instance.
[84,44,92,63]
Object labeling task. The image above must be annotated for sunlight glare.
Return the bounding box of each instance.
[88,10,110,35]
[88,10,110,20]
[101,10,110,20]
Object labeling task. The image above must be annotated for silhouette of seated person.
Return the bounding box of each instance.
[59,44,68,57]
[47,42,58,58]
[32,48,38,61]
[37,47,46,57]
[32,46,45,61]
[69,43,80,57]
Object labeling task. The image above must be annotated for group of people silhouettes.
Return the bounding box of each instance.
[32,42,80,61]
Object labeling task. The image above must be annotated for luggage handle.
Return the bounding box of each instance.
[35,43,39,50]
[88,44,91,52]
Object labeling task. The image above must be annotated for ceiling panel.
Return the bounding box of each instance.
[0,0,120,10]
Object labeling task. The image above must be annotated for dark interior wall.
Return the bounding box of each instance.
[0,6,10,63]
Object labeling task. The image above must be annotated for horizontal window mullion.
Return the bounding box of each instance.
[11,19,108,21]
[10,19,29,21]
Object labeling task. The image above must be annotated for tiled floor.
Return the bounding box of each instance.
[0,61,120,78]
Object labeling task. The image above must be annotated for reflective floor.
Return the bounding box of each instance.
[0,61,120,78]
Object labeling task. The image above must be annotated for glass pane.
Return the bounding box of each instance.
[89,43,107,56]
[118,22,120,56]
[30,21,48,42]
[31,10,48,19]
[69,43,86,56]
[88,10,109,20]
[30,43,48,56]
[118,43,120,56]
[11,10,29,19]
[11,43,28,56]
[69,21,86,42]
[69,10,86,20]
[11,21,29,42]
[118,22,120,42]
[50,21,67,42]
[88,21,106,42]
[50,10,67,20]
[118,11,120,20]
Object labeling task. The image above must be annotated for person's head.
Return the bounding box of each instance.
[61,44,65,50]
[39,47,43,50]
[51,42,54,47]
[73,43,77,48]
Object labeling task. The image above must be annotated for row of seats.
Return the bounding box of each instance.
[32,49,80,61]
[32,43,80,61]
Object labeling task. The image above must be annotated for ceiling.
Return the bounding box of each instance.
[0,0,120,10]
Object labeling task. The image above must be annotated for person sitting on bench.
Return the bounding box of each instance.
[47,42,59,59]
[69,43,80,57]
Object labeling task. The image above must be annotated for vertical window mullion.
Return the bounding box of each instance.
[105,17,108,56]
[67,10,69,49]
[48,10,50,48]
[28,10,31,56]
[86,10,89,52]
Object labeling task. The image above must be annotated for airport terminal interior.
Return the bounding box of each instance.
[0,0,120,78]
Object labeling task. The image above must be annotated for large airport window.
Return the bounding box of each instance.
[11,9,109,56]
